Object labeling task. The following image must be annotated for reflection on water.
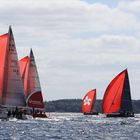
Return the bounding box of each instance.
[0,113,140,140]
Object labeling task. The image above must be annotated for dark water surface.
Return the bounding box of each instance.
[0,113,140,140]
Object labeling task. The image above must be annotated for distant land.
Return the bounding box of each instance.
[45,99,140,113]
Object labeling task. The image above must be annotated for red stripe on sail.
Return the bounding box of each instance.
[26,91,44,108]
[81,89,96,113]
[0,34,8,103]
[102,70,126,114]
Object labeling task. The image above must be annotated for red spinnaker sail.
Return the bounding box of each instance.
[102,70,126,114]
[19,56,29,78]
[81,89,96,113]
[0,34,8,103]
[19,49,44,109]
[19,56,30,96]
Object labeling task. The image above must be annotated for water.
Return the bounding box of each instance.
[0,113,140,140]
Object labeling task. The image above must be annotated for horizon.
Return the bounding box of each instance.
[0,0,140,101]
[45,98,140,102]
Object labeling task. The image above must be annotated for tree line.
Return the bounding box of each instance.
[44,99,140,113]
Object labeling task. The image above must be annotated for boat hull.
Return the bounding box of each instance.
[83,112,99,115]
[106,112,134,117]
[33,113,47,118]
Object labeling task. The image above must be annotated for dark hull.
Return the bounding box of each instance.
[33,113,47,118]
[83,112,99,115]
[106,112,134,117]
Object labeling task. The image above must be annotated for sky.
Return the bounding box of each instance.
[0,0,140,101]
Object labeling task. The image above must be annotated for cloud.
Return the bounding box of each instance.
[26,34,140,100]
[118,0,140,14]
[0,0,140,100]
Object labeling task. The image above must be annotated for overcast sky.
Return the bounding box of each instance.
[0,0,140,101]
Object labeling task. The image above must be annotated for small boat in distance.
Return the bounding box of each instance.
[19,49,47,118]
[102,69,134,117]
[81,89,98,115]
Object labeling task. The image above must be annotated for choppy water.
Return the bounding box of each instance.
[0,113,140,140]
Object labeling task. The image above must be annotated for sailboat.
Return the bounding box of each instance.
[81,89,98,115]
[102,69,134,117]
[19,49,47,118]
[0,26,26,119]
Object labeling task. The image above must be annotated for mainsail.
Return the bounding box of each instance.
[81,89,96,113]
[0,26,26,106]
[19,49,44,108]
[102,69,133,115]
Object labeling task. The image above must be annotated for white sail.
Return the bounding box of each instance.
[19,49,44,108]
[27,49,41,97]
